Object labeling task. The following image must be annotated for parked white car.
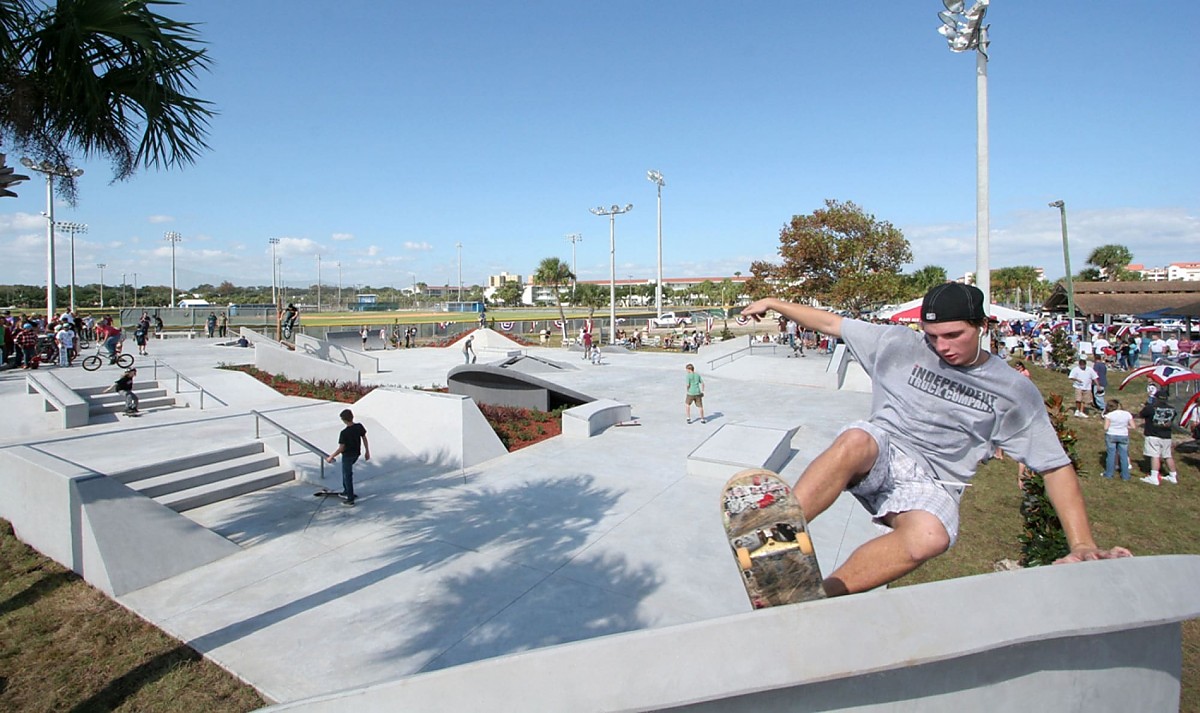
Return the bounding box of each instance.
[650,312,693,328]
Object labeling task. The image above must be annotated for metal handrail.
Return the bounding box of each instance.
[250,409,328,480]
[150,358,219,410]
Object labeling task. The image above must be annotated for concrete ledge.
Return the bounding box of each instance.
[260,555,1200,713]
[294,333,380,374]
[240,326,281,347]
[255,342,360,384]
[562,399,631,438]
[0,446,240,596]
[26,371,89,428]
[686,422,799,479]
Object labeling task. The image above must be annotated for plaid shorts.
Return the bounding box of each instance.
[839,421,962,547]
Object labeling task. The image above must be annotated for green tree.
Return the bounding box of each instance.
[494,280,523,307]
[902,265,948,300]
[572,282,606,318]
[756,199,912,317]
[533,257,573,337]
[1086,244,1135,281]
[1,0,214,199]
[991,266,1043,309]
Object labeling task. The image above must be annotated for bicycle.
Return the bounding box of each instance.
[81,344,134,371]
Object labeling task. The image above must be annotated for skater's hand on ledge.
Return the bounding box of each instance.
[1054,545,1133,564]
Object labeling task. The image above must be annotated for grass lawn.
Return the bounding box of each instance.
[1,358,1196,710]
[0,520,265,712]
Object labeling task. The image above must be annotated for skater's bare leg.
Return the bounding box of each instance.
[822,510,950,596]
[792,428,879,522]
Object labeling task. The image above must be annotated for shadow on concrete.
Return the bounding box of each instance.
[184,471,661,674]
[379,473,662,672]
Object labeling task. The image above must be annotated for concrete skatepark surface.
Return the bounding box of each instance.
[3,332,1196,710]
[0,333,877,704]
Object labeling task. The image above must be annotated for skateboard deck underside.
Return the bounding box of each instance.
[722,468,825,609]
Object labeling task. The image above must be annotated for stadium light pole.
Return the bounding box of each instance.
[164,231,182,307]
[56,221,87,312]
[935,0,990,316]
[589,203,633,345]
[1049,200,1076,331]
[565,233,583,302]
[268,238,280,306]
[455,242,463,304]
[96,263,106,308]
[21,158,83,322]
[316,254,322,312]
[337,261,342,310]
[647,170,666,319]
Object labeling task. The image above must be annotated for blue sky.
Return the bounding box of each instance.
[2,1,1197,294]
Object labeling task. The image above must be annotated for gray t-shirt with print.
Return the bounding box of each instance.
[841,319,1070,495]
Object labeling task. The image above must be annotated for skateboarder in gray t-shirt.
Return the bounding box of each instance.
[742,283,1130,597]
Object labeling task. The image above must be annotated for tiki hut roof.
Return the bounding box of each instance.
[1044,281,1200,317]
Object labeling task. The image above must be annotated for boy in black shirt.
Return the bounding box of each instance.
[326,409,369,505]
[104,368,139,414]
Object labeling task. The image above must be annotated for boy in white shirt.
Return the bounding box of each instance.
[1067,358,1099,418]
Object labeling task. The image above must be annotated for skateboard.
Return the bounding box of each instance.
[721,468,825,609]
[313,489,354,504]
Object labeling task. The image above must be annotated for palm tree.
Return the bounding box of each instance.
[1,0,214,200]
[533,256,573,339]
[1086,244,1134,281]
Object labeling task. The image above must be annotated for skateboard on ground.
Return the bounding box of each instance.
[313,489,355,504]
[721,468,825,609]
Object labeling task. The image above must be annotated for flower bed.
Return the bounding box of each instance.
[476,403,565,451]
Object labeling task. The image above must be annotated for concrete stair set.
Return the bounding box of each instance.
[77,380,179,415]
[109,442,295,512]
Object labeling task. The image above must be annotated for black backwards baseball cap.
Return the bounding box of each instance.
[921,283,986,323]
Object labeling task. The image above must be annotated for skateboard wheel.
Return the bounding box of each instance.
[796,532,813,556]
[735,547,753,570]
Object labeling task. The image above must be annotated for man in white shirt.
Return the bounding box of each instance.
[1165,335,1179,355]
[1068,358,1099,418]
[1149,336,1167,360]
[1092,335,1110,361]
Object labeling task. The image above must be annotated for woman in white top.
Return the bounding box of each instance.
[1103,399,1135,481]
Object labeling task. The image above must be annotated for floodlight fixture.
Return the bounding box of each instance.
[589,202,634,344]
[164,231,182,307]
[647,170,666,319]
[933,0,992,325]
[21,157,84,321]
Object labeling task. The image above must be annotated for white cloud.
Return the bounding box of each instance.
[366,245,381,256]
[269,236,322,258]
[147,215,174,224]
[331,232,354,242]
[904,207,1199,280]
[404,241,433,251]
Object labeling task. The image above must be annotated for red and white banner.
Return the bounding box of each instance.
[735,315,750,325]
[500,321,514,331]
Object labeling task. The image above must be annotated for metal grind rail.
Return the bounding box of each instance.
[251,409,329,480]
[150,358,223,410]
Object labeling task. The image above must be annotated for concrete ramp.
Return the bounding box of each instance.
[351,387,506,469]
[0,446,240,596]
[259,555,1200,713]
[448,364,593,411]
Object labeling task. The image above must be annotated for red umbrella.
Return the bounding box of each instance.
[1118,363,1200,390]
